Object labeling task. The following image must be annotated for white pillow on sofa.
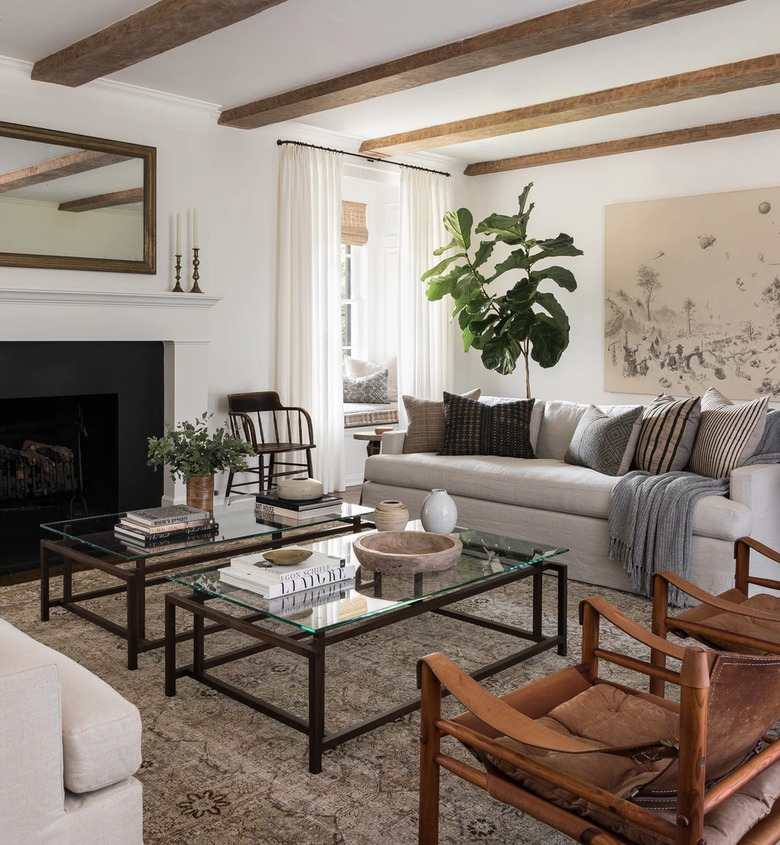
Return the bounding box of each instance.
[345,355,397,402]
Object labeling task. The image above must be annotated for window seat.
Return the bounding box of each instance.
[344,402,398,429]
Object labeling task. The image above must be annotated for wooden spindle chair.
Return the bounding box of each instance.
[224,391,315,495]
[418,595,780,845]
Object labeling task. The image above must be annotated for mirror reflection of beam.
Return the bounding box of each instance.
[58,187,144,213]
[0,150,130,193]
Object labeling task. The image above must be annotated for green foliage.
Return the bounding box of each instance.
[422,182,583,396]
[147,413,254,482]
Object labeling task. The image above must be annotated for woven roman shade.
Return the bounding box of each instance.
[341,201,368,245]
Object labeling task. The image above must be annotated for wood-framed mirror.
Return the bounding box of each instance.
[0,121,156,273]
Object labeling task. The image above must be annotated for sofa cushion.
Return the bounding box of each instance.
[634,394,701,475]
[536,401,644,461]
[343,369,389,404]
[345,355,398,402]
[403,389,480,453]
[564,405,642,476]
[0,619,141,794]
[440,393,535,458]
[688,388,769,479]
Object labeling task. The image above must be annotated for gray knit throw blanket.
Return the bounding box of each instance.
[609,470,729,607]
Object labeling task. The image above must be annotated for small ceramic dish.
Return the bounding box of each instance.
[263,548,313,566]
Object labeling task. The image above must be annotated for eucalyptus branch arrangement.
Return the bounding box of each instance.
[422,182,583,398]
[147,413,254,482]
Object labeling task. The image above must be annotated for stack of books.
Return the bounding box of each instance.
[114,505,218,550]
[219,547,356,598]
[254,490,343,524]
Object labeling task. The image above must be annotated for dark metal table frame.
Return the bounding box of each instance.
[164,558,567,773]
[40,513,370,670]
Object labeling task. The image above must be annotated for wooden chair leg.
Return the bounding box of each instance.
[267,455,275,490]
[735,538,751,594]
[258,455,266,493]
[306,448,313,479]
[650,573,670,698]
[418,661,442,845]
[224,469,235,497]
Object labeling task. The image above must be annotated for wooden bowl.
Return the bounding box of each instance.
[352,531,462,574]
[263,548,313,566]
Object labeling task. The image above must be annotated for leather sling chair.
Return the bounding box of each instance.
[224,391,315,495]
[650,536,780,698]
[418,595,780,845]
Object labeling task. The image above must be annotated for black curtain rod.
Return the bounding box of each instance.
[276,139,450,177]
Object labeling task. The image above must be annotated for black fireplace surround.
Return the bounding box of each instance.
[0,341,164,573]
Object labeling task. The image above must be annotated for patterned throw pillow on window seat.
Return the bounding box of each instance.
[343,369,389,404]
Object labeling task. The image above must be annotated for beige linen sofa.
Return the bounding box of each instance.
[361,398,780,596]
[0,618,143,845]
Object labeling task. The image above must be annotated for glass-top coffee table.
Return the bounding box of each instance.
[40,496,373,669]
[164,525,568,773]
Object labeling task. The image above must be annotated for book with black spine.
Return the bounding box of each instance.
[254,502,342,521]
[114,522,219,545]
[253,491,343,512]
[124,505,210,526]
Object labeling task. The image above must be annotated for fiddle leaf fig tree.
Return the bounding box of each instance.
[422,182,583,398]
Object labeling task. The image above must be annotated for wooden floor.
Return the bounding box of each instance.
[0,485,364,588]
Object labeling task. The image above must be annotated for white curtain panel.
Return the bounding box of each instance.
[276,144,344,493]
[398,169,455,410]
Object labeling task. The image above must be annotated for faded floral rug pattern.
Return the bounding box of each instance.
[1,566,652,844]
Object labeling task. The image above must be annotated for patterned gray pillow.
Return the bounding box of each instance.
[343,369,389,404]
[565,405,643,476]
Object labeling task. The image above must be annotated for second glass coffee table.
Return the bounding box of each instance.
[164,525,568,773]
[40,496,373,669]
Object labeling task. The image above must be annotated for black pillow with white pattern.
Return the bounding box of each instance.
[439,392,535,458]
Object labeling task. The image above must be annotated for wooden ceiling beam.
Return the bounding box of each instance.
[31,0,289,87]
[361,53,780,156]
[58,187,144,212]
[463,113,780,175]
[0,150,130,194]
[219,0,747,129]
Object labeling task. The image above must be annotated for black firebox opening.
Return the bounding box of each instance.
[0,341,165,574]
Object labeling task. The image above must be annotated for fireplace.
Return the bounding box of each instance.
[0,341,164,574]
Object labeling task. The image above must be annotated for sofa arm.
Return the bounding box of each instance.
[0,652,67,843]
[380,430,406,455]
[729,463,780,560]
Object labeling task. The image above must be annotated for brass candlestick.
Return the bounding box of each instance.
[172,254,183,292]
[191,247,203,293]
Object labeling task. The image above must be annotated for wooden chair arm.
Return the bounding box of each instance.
[580,596,687,662]
[418,653,677,759]
[653,570,780,622]
[735,536,780,565]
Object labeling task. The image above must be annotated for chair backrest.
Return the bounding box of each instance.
[227,392,314,447]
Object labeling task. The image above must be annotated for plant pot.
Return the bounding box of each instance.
[373,500,409,532]
[420,489,457,534]
[186,474,215,513]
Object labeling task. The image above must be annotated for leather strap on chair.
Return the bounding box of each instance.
[657,570,780,622]
[419,654,678,762]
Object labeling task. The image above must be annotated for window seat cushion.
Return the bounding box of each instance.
[344,402,398,429]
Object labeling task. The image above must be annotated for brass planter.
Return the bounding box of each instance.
[186,474,214,513]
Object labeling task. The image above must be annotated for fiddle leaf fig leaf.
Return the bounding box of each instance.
[529,314,569,368]
[425,264,469,300]
[443,208,473,251]
[535,291,570,336]
[530,265,577,291]
[421,252,466,280]
[529,234,584,262]
[472,240,496,269]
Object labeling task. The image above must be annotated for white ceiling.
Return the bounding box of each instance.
[0,0,778,167]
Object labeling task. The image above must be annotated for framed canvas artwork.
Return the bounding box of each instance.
[604,185,780,400]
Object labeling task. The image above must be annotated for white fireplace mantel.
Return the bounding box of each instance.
[0,287,221,308]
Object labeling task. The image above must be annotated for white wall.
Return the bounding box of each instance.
[457,131,780,407]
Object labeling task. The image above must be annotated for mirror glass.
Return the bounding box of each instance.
[0,122,156,273]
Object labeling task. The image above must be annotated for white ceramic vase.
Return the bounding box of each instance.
[420,489,457,534]
[373,500,409,532]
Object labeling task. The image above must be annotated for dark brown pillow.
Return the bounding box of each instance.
[439,392,535,458]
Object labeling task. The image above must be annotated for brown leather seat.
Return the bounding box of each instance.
[418,595,780,845]
[224,392,315,495]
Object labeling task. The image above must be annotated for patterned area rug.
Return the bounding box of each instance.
[1,565,652,844]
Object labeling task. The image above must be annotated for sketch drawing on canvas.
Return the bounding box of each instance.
[604,185,780,401]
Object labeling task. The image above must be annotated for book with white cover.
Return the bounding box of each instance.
[229,548,347,583]
[125,505,209,526]
[219,565,355,598]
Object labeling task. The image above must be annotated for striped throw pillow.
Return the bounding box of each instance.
[634,394,701,475]
[402,389,481,453]
[688,388,769,479]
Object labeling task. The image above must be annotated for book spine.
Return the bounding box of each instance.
[223,566,353,596]
[254,504,339,520]
[121,517,214,534]
[254,496,342,512]
[116,523,218,543]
